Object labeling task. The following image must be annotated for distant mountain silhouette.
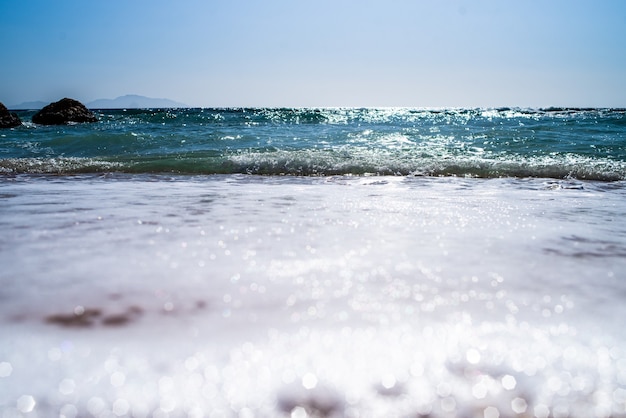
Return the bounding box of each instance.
[9,95,188,110]
[8,101,47,110]
[86,95,188,109]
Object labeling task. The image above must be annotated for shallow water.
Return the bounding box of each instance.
[1,174,626,417]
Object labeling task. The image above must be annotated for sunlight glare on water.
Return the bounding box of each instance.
[0,174,625,416]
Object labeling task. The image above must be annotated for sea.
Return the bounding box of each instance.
[1,107,626,417]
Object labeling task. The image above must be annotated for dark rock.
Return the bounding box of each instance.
[45,308,102,327]
[32,98,98,125]
[0,102,22,128]
[45,305,143,328]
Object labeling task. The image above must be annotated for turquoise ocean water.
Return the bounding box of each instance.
[1,108,626,417]
[2,107,625,179]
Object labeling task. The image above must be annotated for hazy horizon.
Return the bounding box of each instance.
[2,0,625,108]
[8,96,626,110]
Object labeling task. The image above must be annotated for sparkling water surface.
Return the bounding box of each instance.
[2,108,625,179]
[1,173,626,417]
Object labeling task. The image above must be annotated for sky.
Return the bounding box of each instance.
[1,0,625,108]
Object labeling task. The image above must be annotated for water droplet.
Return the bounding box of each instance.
[0,361,12,377]
[501,374,516,390]
[511,397,528,414]
[381,373,396,389]
[60,403,78,418]
[291,406,308,418]
[472,381,488,399]
[302,373,318,389]
[16,395,36,413]
[466,348,481,364]
[484,406,500,418]
[59,378,76,395]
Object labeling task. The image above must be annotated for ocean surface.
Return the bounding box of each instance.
[2,107,626,179]
[1,108,626,417]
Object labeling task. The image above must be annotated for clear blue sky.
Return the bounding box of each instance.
[1,0,625,108]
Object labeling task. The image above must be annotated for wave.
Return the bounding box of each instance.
[2,151,624,181]
[0,157,124,175]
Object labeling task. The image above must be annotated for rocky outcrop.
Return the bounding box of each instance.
[0,102,22,128]
[32,98,98,125]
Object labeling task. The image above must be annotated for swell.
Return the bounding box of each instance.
[1,151,624,181]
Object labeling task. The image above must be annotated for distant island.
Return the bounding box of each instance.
[8,100,48,110]
[87,95,188,109]
[9,95,188,110]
